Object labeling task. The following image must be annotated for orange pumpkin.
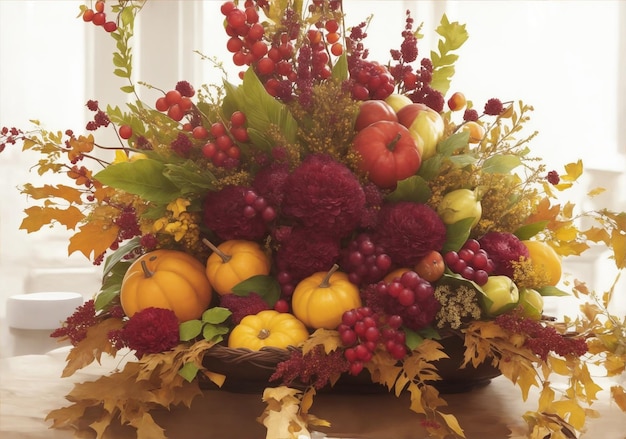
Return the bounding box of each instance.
[120,249,213,322]
[291,264,362,329]
[204,239,271,295]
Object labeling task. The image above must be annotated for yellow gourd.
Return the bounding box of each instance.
[291,264,362,329]
[228,310,309,350]
[204,238,271,295]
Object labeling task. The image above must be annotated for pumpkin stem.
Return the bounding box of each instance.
[257,328,270,340]
[319,263,339,288]
[140,260,155,278]
[202,238,232,263]
[387,132,402,151]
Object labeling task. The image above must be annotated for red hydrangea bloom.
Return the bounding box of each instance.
[203,185,267,241]
[110,307,180,358]
[274,226,341,283]
[374,202,447,266]
[478,231,529,278]
[281,154,366,239]
[484,98,504,116]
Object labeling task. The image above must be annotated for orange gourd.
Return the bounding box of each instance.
[227,310,309,350]
[120,249,213,322]
[291,264,362,329]
[204,238,271,295]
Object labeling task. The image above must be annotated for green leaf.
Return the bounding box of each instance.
[201,307,232,324]
[231,275,281,306]
[102,237,140,277]
[179,320,204,341]
[537,285,570,297]
[514,221,549,241]
[442,217,476,252]
[386,175,431,203]
[331,53,348,81]
[435,14,469,51]
[448,153,478,168]
[482,154,522,174]
[94,290,119,311]
[437,131,470,157]
[404,327,425,351]
[178,362,200,382]
[202,324,230,343]
[163,162,216,194]
[120,85,135,94]
[94,159,182,203]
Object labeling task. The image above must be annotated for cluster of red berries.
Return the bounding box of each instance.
[155,87,195,123]
[200,111,249,167]
[340,233,392,286]
[444,239,495,286]
[82,1,117,33]
[338,307,407,375]
[243,189,277,223]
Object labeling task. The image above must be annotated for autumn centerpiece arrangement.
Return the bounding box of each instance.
[2,0,626,438]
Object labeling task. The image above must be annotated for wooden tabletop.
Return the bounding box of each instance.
[1,350,624,439]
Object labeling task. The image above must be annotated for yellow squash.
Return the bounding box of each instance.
[291,264,362,329]
[228,310,309,350]
[120,249,213,322]
[204,239,271,295]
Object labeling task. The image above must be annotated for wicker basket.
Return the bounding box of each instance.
[201,333,501,394]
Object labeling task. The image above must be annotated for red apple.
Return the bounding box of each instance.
[354,100,397,131]
[396,103,445,160]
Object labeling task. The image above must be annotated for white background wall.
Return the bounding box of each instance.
[1,1,624,356]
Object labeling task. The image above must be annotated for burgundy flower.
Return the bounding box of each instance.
[253,162,291,208]
[219,292,269,325]
[274,226,341,283]
[478,231,530,278]
[203,185,267,241]
[110,307,180,358]
[282,154,366,239]
[374,202,447,266]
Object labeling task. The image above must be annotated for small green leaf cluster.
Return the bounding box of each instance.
[179,307,232,343]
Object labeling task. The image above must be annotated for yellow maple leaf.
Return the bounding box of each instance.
[302,328,341,355]
[21,183,85,204]
[62,318,124,377]
[439,412,465,438]
[68,220,120,259]
[610,229,626,269]
[20,205,85,233]
[560,160,583,182]
[130,412,167,439]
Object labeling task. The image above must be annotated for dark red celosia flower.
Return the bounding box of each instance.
[203,185,267,241]
[252,162,291,208]
[219,292,269,325]
[270,345,350,390]
[546,170,560,185]
[170,132,193,157]
[282,154,366,239]
[86,100,99,111]
[478,231,530,278]
[110,307,180,358]
[175,80,195,97]
[359,182,384,229]
[274,226,341,283]
[374,202,447,266]
[463,108,479,122]
[50,299,98,345]
[484,98,504,116]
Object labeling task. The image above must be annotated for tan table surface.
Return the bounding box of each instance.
[1,350,624,439]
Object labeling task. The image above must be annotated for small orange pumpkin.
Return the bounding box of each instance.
[228,310,309,350]
[204,239,271,295]
[291,264,362,329]
[120,249,213,322]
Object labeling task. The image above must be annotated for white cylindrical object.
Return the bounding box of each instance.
[6,292,84,330]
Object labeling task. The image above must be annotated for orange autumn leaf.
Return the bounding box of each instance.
[610,385,626,412]
[302,328,342,355]
[524,197,561,225]
[68,220,120,259]
[21,183,85,204]
[62,318,124,377]
[67,134,95,162]
[20,205,85,233]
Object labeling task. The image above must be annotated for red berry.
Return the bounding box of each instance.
[92,12,106,26]
[95,1,105,13]
[192,126,209,140]
[210,122,227,137]
[118,125,132,139]
[103,21,117,33]
[167,104,184,122]
[230,111,247,127]
[274,299,289,313]
[83,9,95,22]
[165,90,182,107]
[155,97,169,112]
[202,142,217,159]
